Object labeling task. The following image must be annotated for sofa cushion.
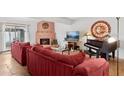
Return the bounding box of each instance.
[19,42,30,46]
[54,52,85,66]
[33,46,85,66]
[68,52,85,65]
[32,44,52,50]
[33,46,54,55]
[34,44,43,47]
[44,46,53,50]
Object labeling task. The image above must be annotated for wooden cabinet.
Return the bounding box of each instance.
[67,41,80,50]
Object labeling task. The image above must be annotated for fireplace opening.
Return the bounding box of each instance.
[40,38,50,45]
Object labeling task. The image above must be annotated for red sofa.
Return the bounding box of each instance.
[27,46,109,76]
[11,41,31,66]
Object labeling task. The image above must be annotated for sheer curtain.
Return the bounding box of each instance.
[56,30,66,50]
[24,25,30,42]
[15,25,30,42]
[0,23,30,51]
[0,24,2,52]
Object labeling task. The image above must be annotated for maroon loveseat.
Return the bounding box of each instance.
[27,46,109,76]
[11,41,31,66]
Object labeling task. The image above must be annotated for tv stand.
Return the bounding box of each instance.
[67,41,80,50]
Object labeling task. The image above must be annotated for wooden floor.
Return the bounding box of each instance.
[109,58,124,76]
[0,52,30,76]
[0,52,124,76]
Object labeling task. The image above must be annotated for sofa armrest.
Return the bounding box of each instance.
[20,46,32,65]
[73,58,109,76]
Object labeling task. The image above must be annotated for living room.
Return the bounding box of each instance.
[0,17,123,76]
[1,0,124,92]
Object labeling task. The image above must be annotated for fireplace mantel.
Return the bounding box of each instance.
[36,21,56,45]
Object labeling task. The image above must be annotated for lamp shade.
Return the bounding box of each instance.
[108,37,116,43]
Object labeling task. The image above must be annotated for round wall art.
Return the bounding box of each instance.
[42,23,49,29]
[91,20,111,38]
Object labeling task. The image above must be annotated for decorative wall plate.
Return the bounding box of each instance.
[42,23,49,29]
[91,20,111,38]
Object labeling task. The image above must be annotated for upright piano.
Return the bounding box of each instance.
[84,39,118,60]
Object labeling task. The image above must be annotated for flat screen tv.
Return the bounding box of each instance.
[66,31,79,41]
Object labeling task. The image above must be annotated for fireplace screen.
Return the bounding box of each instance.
[40,38,50,45]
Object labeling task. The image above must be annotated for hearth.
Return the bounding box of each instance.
[40,38,50,45]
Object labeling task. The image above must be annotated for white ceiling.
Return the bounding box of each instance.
[65,17,82,21]
[0,17,82,25]
[29,17,82,24]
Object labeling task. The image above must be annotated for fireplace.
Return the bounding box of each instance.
[40,38,50,45]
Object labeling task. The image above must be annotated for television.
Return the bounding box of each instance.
[66,31,80,41]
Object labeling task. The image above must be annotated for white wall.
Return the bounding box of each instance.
[55,23,71,48]
[0,23,2,52]
[71,17,117,38]
[71,17,124,58]
[28,21,72,46]
[28,22,37,44]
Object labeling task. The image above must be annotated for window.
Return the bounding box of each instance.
[3,24,29,51]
